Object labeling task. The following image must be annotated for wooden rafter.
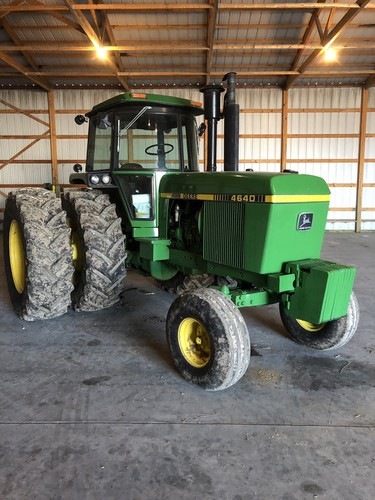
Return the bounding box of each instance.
[62,0,130,90]
[0,130,50,171]
[0,0,26,20]
[365,75,375,88]
[2,42,375,52]
[0,98,49,126]
[0,1,373,89]
[0,49,51,90]
[0,16,51,90]
[285,0,372,89]
[205,0,219,85]
[324,0,340,35]
[355,86,368,232]
[1,3,375,13]
[290,0,327,72]
[27,0,85,34]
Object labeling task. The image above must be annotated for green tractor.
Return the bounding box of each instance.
[3,73,359,391]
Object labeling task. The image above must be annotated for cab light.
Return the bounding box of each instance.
[191,101,203,107]
[101,174,111,184]
[90,175,100,185]
[131,93,147,99]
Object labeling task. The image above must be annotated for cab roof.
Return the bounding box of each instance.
[89,92,204,116]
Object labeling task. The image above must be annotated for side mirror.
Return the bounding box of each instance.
[73,163,83,173]
[75,115,88,125]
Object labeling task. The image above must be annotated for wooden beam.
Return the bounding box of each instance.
[218,3,373,10]
[281,89,288,172]
[47,91,58,187]
[0,130,50,171]
[205,0,219,85]
[0,16,52,90]
[355,86,368,233]
[0,3,213,13]
[365,75,375,88]
[0,0,26,20]
[27,0,85,34]
[324,0,339,36]
[2,3,375,13]
[285,0,372,89]
[0,50,51,90]
[62,0,130,91]
[0,98,49,126]
[0,44,209,52]
[315,17,325,43]
[103,13,131,90]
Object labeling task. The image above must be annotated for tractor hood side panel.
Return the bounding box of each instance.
[159,172,331,275]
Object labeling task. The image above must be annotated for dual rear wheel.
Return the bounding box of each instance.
[3,188,126,320]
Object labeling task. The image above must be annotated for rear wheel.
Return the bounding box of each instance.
[166,288,250,391]
[62,190,127,311]
[3,189,74,320]
[279,291,359,350]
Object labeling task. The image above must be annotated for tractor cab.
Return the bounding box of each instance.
[71,92,204,235]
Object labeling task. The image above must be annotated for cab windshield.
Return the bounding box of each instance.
[86,106,199,172]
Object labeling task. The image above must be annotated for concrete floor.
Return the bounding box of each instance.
[0,232,374,500]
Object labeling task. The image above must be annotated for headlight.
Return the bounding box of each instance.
[90,175,100,185]
[101,174,111,184]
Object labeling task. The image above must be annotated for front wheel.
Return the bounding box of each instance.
[279,292,359,350]
[166,288,251,391]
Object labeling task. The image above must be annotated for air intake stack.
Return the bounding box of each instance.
[200,84,224,172]
[223,72,239,172]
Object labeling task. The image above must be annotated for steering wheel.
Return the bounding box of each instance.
[145,143,174,156]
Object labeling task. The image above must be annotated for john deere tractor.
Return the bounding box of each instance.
[3,73,359,391]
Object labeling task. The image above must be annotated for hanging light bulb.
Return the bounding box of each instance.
[324,47,337,62]
[96,46,108,60]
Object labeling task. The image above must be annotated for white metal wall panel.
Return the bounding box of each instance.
[288,88,363,230]
[287,138,359,160]
[288,112,360,134]
[1,139,50,160]
[54,90,120,112]
[0,90,48,110]
[290,162,357,183]
[289,88,361,110]
[0,164,51,184]
[1,87,374,232]
[239,89,282,110]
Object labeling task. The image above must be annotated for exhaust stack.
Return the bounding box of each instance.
[200,84,224,172]
[223,72,239,172]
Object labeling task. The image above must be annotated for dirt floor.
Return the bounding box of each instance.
[0,232,374,500]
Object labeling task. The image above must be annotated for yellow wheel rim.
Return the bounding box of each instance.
[67,218,83,273]
[296,319,326,332]
[178,317,211,368]
[9,220,25,294]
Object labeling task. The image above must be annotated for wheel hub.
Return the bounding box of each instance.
[178,317,211,368]
[9,219,25,294]
[296,319,325,332]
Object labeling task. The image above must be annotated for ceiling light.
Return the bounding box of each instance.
[97,46,108,60]
[324,47,337,62]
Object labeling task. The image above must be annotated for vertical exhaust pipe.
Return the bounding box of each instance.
[200,84,224,172]
[223,72,239,172]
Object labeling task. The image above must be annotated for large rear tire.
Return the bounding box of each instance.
[3,189,74,320]
[166,288,250,391]
[279,291,359,350]
[62,190,126,311]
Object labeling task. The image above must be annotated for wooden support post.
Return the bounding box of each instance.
[281,89,288,171]
[47,91,58,188]
[355,86,368,233]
